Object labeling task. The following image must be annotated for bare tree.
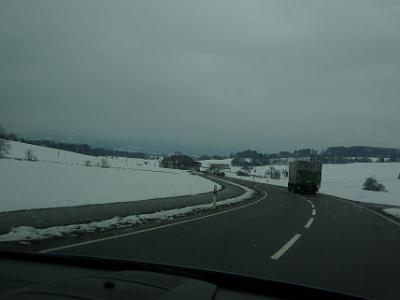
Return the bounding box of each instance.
[0,139,10,158]
[0,124,11,158]
[0,123,7,138]
[84,160,92,167]
[25,149,37,161]
[100,158,109,168]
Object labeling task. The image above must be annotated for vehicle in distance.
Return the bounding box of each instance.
[288,161,322,194]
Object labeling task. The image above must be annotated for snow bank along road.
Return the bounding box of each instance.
[48,179,400,300]
[0,176,248,235]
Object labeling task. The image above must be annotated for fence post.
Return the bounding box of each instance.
[212,185,218,209]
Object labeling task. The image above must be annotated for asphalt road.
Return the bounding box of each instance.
[50,181,400,300]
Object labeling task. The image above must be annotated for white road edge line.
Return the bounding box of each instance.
[304,217,314,229]
[330,196,400,227]
[39,189,267,254]
[312,209,316,216]
[270,234,301,260]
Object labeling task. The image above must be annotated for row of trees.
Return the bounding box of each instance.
[1,124,36,160]
[0,123,148,159]
[229,147,400,167]
[16,139,148,159]
[0,124,11,158]
[0,124,111,167]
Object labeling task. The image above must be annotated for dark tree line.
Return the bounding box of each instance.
[324,146,400,158]
[230,146,400,167]
[0,124,12,157]
[198,154,227,160]
[18,139,149,159]
[0,123,148,159]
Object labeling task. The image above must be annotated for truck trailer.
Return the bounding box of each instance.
[288,161,322,194]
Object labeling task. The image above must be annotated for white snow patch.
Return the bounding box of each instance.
[0,141,220,212]
[201,160,400,206]
[383,208,400,219]
[0,181,254,242]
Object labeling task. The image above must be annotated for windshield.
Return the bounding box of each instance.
[1,1,400,299]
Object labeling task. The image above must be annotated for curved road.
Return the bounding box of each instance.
[48,180,400,299]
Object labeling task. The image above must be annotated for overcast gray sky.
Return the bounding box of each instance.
[1,0,399,154]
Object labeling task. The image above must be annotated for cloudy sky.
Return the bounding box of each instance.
[1,0,399,154]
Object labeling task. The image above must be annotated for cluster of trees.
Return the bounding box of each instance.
[230,149,319,166]
[17,139,148,159]
[25,148,37,161]
[322,146,400,163]
[363,177,386,192]
[319,156,373,164]
[0,124,38,161]
[231,150,271,166]
[324,146,400,158]
[230,146,400,167]
[0,124,12,158]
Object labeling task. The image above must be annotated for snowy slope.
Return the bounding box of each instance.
[320,163,400,206]
[4,140,164,170]
[0,178,254,242]
[0,141,219,212]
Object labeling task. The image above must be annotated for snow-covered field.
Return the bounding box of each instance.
[0,178,254,242]
[201,159,400,207]
[0,141,219,212]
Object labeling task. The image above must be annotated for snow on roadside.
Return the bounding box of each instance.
[319,163,400,207]
[0,181,254,242]
[0,159,220,212]
[233,164,400,207]
[201,160,400,207]
[0,141,222,212]
[383,208,400,220]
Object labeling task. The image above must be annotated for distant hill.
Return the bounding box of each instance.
[198,154,227,161]
[16,138,149,159]
[2,123,399,163]
[324,146,400,158]
[230,146,400,166]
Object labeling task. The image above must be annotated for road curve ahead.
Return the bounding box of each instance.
[49,181,400,300]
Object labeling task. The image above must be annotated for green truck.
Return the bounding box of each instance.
[288,161,322,194]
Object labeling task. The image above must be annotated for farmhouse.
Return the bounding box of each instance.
[160,154,201,171]
[209,163,230,173]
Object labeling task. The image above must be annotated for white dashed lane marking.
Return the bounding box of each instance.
[304,217,314,229]
[270,234,302,260]
[269,194,317,260]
